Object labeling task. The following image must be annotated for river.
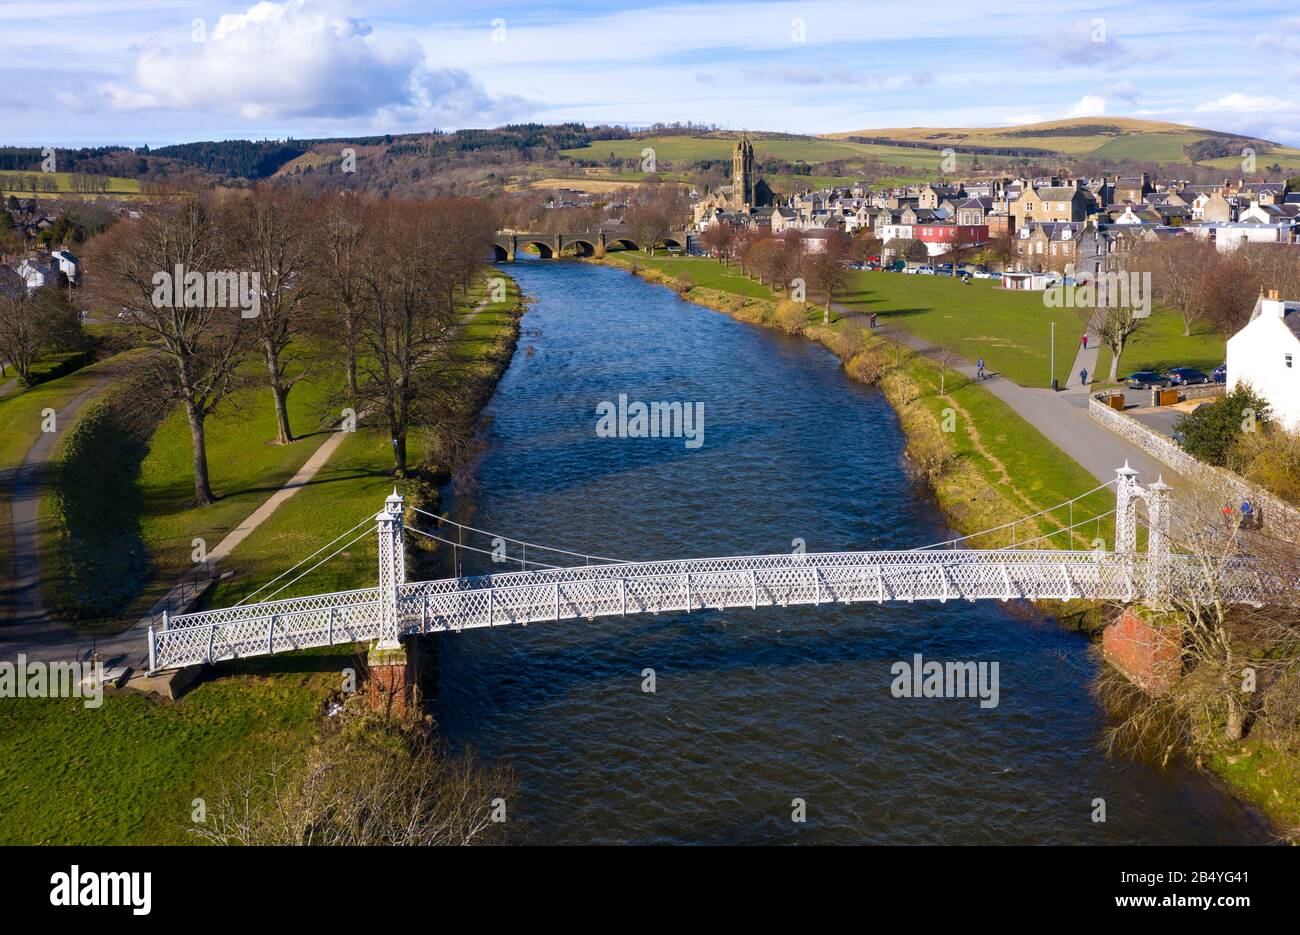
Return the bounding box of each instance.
[432,257,1270,845]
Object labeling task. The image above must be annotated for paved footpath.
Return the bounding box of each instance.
[4,357,142,646]
[832,302,1178,488]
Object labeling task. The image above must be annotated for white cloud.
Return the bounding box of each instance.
[98,0,529,126]
[1195,93,1297,114]
[1065,94,1107,117]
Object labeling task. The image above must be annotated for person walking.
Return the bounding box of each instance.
[1240,500,1255,530]
[869,312,877,329]
[1080,333,1088,350]
[1079,367,1088,387]
[977,357,985,381]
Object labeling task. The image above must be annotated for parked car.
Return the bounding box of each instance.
[1212,363,1226,383]
[1167,367,1209,386]
[917,266,936,276]
[1125,371,1171,389]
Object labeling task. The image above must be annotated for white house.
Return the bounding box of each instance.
[1226,290,1300,432]
[16,256,57,292]
[51,249,81,285]
[1192,221,1298,252]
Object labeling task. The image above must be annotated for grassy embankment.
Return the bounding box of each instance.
[0,276,522,845]
[602,253,1116,585]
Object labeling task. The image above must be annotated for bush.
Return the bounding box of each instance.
[774,299,808,335]
[671,273,694,295]
[1175,384,1270,467]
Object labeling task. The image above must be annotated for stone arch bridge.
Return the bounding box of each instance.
[494,227,691,261]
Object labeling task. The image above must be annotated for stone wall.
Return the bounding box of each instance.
[1089,394,1300,538]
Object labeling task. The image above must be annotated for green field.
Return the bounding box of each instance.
[0,169,142,199]
[561,134,985,178]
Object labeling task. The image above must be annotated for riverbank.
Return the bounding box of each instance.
[597,252,1297,838]
[0,273,524,845]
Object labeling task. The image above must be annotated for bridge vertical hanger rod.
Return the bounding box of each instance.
[750,569,758,609]
[375,490,406,648]
[327,606,334,645]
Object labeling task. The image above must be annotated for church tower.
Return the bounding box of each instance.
[731,134,755,210]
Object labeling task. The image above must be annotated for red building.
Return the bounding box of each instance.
[914,223,989,247]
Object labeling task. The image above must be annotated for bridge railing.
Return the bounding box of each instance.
[147,548,1287,671]
[394,549,1147,634]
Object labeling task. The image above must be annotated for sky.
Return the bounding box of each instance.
[2,0,1299,148]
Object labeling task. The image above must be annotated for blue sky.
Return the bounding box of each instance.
[3,0,1299,147]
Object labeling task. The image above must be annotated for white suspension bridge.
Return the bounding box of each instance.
[147,465,1271,672]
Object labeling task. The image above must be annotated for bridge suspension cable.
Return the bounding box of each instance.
[232,513,377,606]
[403,522,571,570]
[1003,508,1117,550]
[408,504,632,566]
[908,480,1116,552]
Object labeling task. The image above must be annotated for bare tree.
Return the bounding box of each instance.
[1130,238,1216,336]
[225,186,314,444]
[316,192,365,399]
[353,198,490,477]
[1089,301,1146,383]
[85,192,247,505]
[0,287,40,386]
[1103,489,1300,765]
[806,231,852,324]
[193,705,514,846]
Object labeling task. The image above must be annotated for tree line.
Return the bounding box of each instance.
[85,186,496,506]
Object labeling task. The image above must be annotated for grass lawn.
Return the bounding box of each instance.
[603,252,777,300]
[0,275,521,846]
[0,652,348,844]
[837,270,1082,388]
[1093,307,1226,386]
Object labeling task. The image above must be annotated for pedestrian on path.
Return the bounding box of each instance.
[977,357,985,381]
[1079,368,1088,386]
[1080,333,1088,350]
[870,312,877,328]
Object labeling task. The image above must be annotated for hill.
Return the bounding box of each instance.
[822,117,1300,170]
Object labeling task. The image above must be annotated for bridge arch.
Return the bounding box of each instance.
[661,236,685,251]
[520,240,555,259]
[491,243,510,262]
[565,238,598,257]
[604,237,640,253]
